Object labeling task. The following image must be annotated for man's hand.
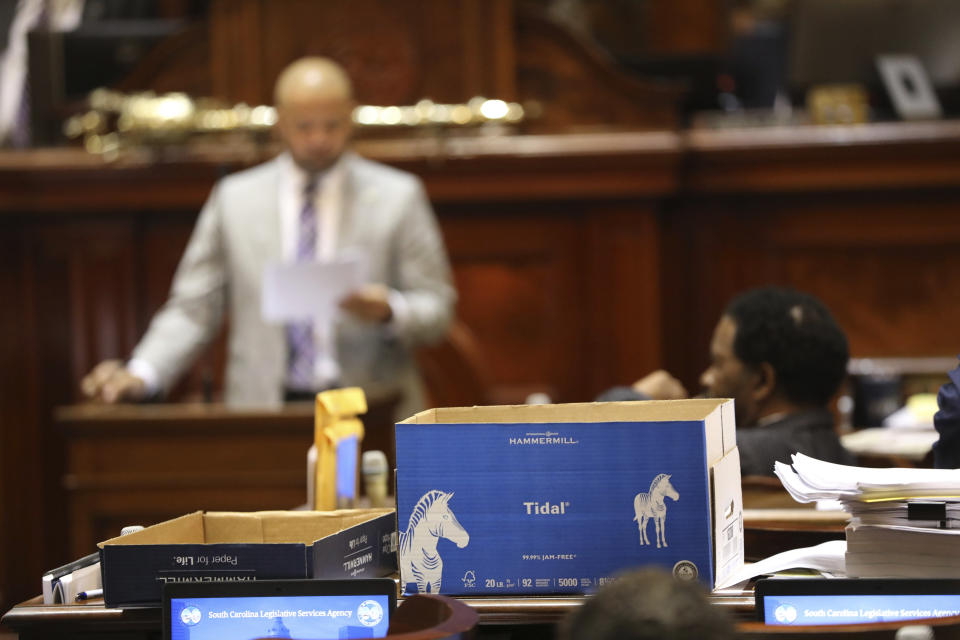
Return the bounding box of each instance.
[81,359,148,403]
[632,370,688,400]
[339,284,393,323]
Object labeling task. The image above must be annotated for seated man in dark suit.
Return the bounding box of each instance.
[933,358,960,468]
[599,287,854,476]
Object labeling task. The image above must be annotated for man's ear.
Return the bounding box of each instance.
[750,362,778,404]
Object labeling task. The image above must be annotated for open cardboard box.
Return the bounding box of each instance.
[395,399,744,595]
[98,509,397,608]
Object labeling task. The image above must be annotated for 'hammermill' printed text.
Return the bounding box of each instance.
[509,431,578,446]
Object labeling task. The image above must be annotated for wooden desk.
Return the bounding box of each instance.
[841,428,939,468]
[1,590,757,640]
[59,397,398,560]
[743,508,849,563]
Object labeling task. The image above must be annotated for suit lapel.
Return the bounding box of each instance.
[248,158,283,265]
[337,152,377,254]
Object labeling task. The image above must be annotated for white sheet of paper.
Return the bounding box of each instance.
[261,257,367,323]
[716,540,848,589]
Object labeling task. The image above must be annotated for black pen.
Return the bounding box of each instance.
[76,588,103,601]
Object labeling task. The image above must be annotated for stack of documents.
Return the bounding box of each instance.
[775,453,960,578]
[41,552,101,604]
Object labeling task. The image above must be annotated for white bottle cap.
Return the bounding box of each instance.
[525,392,552,405]
[362,450,388,476]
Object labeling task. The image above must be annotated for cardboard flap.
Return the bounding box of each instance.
[703,399,736,464]
[203,512,266,542]
[703,405,724,466]
[98,511,205,547]
[336,508,395,530]
[194,509,399,544]
[401,398,731,424]
[262,512,352,543]
[710,447,745,589]
[720,400,737,454]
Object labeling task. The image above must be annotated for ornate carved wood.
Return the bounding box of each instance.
[201,0,520,107]
[514,5,682,133]
[89,0,681,133]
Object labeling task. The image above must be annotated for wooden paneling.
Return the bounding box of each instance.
[642,0,728,55]
[444,208,587,402]
[653,122,960,390]
[0,222,41,615]
[59,398,398,560]
[98,0,678,134]
[663,193,960,390]
[60,405,314,558]
[585,206,663,392]
[116,24,212,96]
[684,121,960,193]
[203,0,520,108]
[259,0,421,105]
[515,7,681,133]
[209,1,263,105]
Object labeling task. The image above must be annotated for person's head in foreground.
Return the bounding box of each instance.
[701,286,849,427]
[559,568,737,640]
[274,56,355,174]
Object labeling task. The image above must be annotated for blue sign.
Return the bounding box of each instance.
[762,594,960,625]
[168,594,389,639]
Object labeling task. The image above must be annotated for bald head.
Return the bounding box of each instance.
[274,57,353,107]
[274,57,354,172]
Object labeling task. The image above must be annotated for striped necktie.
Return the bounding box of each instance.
[286,175,319,389]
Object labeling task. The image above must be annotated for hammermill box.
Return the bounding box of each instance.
[395,399,743,596]
[98,509,397,608]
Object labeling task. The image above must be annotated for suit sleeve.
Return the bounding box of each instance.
[734,428,778,477]
[387,178,456,346]
[130,183,229,394]
[934,361,960,468]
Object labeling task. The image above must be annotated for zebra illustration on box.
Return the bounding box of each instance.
[400,490,470,593]
[633,473,679,548]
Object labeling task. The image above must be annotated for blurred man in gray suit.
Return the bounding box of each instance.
[82,57,456,419]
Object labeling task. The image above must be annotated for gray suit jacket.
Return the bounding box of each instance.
[132,152,456,419]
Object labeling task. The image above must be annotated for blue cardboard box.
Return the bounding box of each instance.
[98,509,397,608]
[395,399,743,596]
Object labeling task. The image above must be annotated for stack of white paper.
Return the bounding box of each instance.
[716,540,848,589]
[845,525,960,578]
[55,562,101,603]
[774,453,960,503]
[775,453,960,578]
[844,500,960,528]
